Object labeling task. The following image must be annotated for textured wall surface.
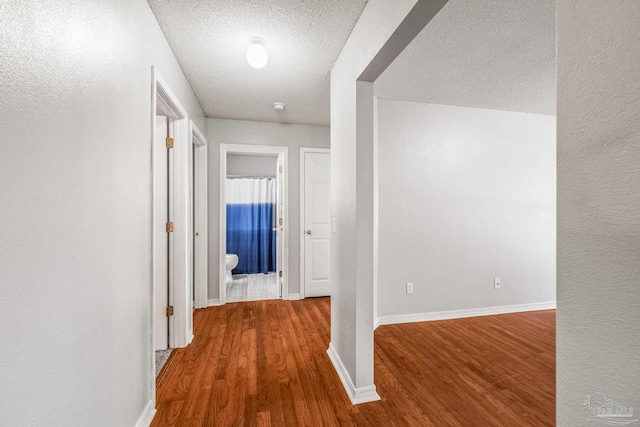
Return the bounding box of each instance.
[376,0,556,115]
[147,0,368,125]
[377,100,556,318]
[206,118,329,300]
[227,154,278,177]
[0,1,204,425]
[557,1,640,424]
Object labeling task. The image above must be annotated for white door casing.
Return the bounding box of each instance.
[301,150,331,298]
[150,68,193,411]
[219,144,290,303]
[190,121,208,309]
[276,153,285,297]
[156,69,192,351]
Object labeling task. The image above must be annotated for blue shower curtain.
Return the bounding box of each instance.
[226,178,277,274]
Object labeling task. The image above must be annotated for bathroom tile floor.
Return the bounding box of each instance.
[226,272,280,302]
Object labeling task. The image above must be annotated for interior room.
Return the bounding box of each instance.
[373,0,557,323]
[1,1,638,426]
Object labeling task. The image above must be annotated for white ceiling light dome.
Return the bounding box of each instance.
[246,37,268,69]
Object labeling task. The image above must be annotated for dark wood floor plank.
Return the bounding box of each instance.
[172,308,227,426]
[151,299,555,427]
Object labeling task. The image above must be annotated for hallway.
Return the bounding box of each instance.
[152,298,555,426]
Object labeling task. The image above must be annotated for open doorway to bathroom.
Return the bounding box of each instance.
[219,144,289,304]
[226,153,279,301]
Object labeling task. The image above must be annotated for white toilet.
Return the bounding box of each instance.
[225,254,239,284]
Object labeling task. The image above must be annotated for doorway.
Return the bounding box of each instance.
[219,144,289,304]
[150,68,194,405]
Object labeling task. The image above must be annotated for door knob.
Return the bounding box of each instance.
[306,230,312,235]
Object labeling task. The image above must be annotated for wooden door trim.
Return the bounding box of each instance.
[299,147,331,299]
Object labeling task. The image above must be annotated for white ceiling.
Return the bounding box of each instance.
[147,0,368,126]
[149,0,556,126]
[375,0,556,115]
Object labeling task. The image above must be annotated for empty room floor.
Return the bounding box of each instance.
[226,272,280,302]
[152,298,555,427]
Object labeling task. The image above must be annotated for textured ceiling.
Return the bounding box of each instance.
[147,0,368,126]
[375,0,556,115]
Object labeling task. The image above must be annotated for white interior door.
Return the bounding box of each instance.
[154,115,169,350]
[303,152,331,297]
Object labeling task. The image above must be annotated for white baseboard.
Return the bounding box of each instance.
[326,343,381,405]
[376,301,556,328]
[134,399,156,427]
[373,317,381,330]
[208,296,304,304]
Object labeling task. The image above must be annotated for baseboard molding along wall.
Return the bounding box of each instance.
[207,296,303,305]
[375,301,556,329]
[326,343,381,405]
[134,399,156,427]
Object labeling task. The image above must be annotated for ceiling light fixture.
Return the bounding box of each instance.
[246,37,268,69]
[273,102,285,112]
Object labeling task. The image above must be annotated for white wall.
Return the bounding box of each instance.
[330,0,420,400]
[227,154,278,177]
[0,2,205,426]
[207,118,329,300]
[557,1,640,424]
[376,100,556,320]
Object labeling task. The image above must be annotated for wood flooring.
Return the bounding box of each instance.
[152,298,555,427]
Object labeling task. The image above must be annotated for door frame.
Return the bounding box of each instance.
[150,67,193,406]
[299,147,331,299]
[219,144,289,304]
[190,121,208,309]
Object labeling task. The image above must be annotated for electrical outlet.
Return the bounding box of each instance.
[494,278,501,289]
[406,282,414,294]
